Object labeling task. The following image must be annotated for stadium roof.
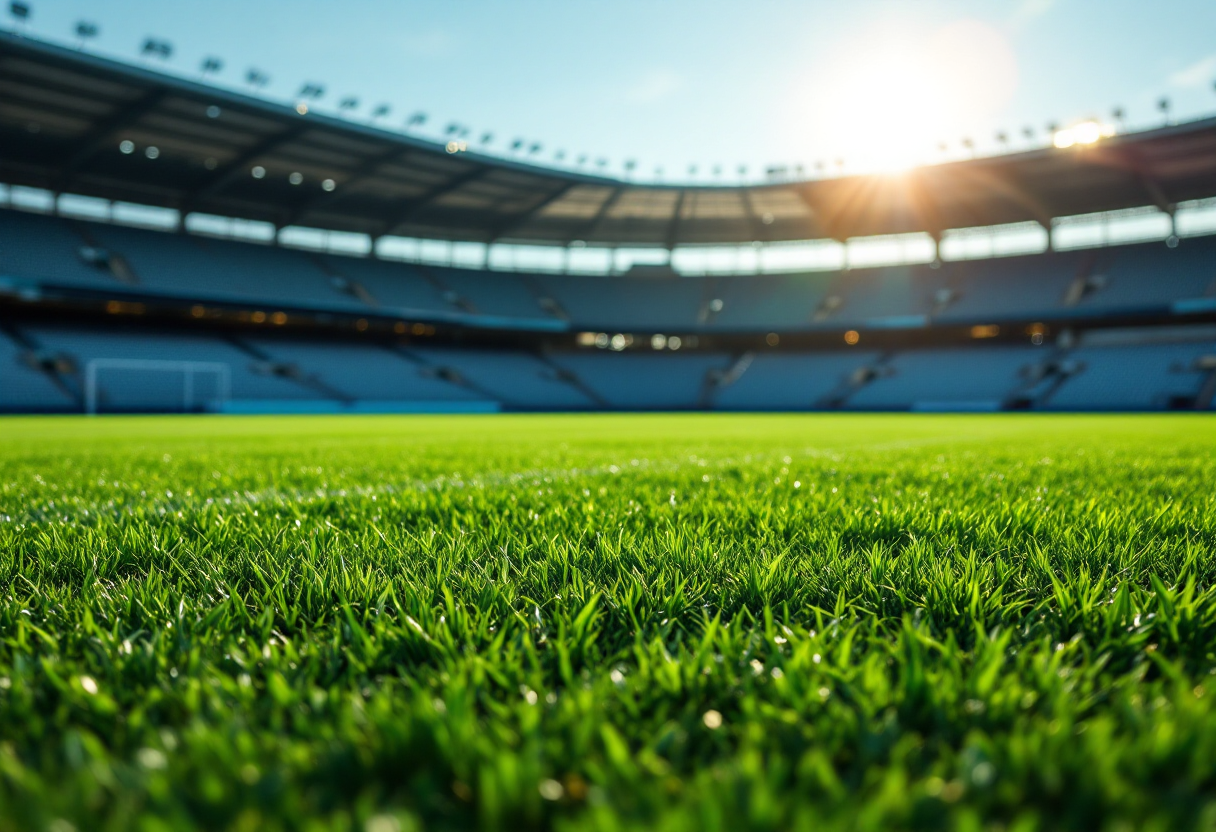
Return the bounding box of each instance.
[4,30,1216,247]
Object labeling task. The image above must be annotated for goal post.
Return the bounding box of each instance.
[84,358,231,415]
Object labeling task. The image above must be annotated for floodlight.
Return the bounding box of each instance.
[200,56,223,76]
[371,104,390,119]
[75,20,98,40]
[510,139,524,152]
[1072,121,1101,144]
[245,68,269,88]
[141,38,173,60]
[445,122,460,135]
[479,132,494,144]
[555,150,566,161]
[9,2,30,21]
[406,112,427,127]
[528,142,542,154]
[339,96,359,111]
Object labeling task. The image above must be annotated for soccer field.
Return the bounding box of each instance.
[2,414,1215,831]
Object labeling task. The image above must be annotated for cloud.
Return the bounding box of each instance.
[1169,54,1216,88]
[624,69,683,104]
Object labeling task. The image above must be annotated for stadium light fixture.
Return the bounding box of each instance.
[576,154,588,166]
[339,96,359,111]
[528,142,543,155]
[688,164,699,177]
[1052,119,1115,149]
[1111,107,1125,128]
[371,104,390,120]
[555,150,567,162]
[596,158,608,169]
[479,132,494,145]
[298,83,325,100]
[9,2,30,24]
[141,38,173,61]
[245,68,269,89]
[200,56,223,77]
[1158,97,1171,125]
[74,20,98,47]
[405,112,427,129]
[510,139,524,153]
[445,122,461,135]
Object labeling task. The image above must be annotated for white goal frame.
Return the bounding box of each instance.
[84,359,231,415]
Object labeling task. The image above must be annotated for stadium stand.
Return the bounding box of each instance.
[1044,341,1216,410]
[546,352,735,410]
[2,30,1215,415]
[3,203,1216,413]
[712,351,881,410]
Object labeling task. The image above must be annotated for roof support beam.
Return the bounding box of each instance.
[738,190,769,243]
[577,187,625,243]
[57,87,169,189]
[380,166,490,237]
[284,144,415,226]
[181,121,314,212]
[664,189,687,250]
[488,181,578,243]
[1138,172,1174,215]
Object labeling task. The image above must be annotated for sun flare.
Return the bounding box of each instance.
[796,20,1019,174]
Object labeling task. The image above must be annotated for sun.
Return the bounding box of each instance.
[794,20,1019,175]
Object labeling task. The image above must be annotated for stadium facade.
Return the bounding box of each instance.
[2,31,1215,414]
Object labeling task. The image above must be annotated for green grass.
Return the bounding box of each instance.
[2,413,1216,832]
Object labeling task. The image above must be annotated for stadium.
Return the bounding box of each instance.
[2,3,1216,830]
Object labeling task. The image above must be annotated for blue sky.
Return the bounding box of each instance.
[15,0,1216,181]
